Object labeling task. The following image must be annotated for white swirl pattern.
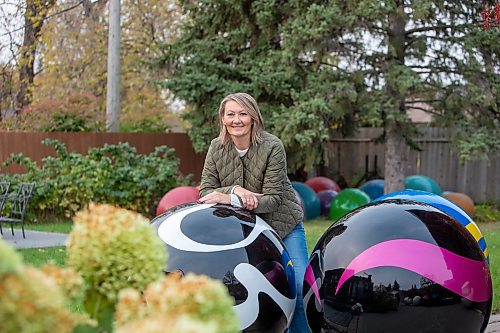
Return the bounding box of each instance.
[233,263,296,329]
[158,203,276,252]
[156,203,296,330]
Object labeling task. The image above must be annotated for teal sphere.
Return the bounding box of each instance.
[292,182,320,220]
[405,175,442,195]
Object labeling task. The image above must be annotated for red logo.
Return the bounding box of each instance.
[482,1,500,30]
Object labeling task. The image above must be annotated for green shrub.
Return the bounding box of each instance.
[1,139,190,218]
[121,112,172,132]
[475,203,500,223]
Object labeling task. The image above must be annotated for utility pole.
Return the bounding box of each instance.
[106,0,121,132]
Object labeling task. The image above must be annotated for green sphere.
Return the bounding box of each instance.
[329,188,371,221]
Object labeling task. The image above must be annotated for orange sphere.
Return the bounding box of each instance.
[442,192,475,217]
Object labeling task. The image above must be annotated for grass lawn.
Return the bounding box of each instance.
[18,218,500,312]
[18,246,67,266]
[23,218,73,233]
[481,222,500,313]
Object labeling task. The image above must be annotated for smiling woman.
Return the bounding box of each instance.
[198,92,309,333]
[222,100,254,147]
[217,93,265,151]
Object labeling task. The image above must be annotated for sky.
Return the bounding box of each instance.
[0,2,24,63]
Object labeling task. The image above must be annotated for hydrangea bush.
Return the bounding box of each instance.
[0,240,22,275]
[0,240,90,333]
[67,203,167,301]
[41,263,86,304]
[115,273,240,333]
[115,315,219,333]
[67,203,167,331]
[2,203,241,333]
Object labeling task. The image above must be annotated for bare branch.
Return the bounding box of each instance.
[405,99,442,104]
[406,105,444,117]
[405,22,480,36]
[0,0,85,38]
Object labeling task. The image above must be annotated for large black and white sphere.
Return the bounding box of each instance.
[303,199,492,333]
[151,202,296,332]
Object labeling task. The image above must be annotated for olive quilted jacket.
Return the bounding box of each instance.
[200,132,304,238]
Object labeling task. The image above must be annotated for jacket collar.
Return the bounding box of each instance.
[224,140,257,162]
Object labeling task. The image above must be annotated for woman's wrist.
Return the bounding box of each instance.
[229,193,243,207]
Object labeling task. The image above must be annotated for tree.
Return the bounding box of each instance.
[159,0,339,171]
[36,0,109,106]
[0,63,17,113]
[160,0,499,191]
[34,0,184,132]
[0,0,56,113]
[0,2,20,113]
[16,0,56,109]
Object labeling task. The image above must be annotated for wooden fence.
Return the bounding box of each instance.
[0,132,206,182]
[1,129,499,203]
[327,128,500,203]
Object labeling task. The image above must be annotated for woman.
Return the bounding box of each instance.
[198,92,309,333]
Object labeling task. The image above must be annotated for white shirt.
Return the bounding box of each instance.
[230,147,249,206]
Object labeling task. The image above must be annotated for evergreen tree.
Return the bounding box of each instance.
[393,280,400,291]
[160,0,499,190]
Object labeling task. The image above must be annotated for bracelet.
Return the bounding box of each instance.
[231,185,240,194]
[234,193,244,206]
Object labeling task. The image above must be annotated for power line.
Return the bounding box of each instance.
[0,0,86,38]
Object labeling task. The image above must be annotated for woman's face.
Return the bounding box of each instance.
[223,100,253,141]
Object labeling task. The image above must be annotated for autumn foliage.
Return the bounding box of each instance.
[0,92,103,131]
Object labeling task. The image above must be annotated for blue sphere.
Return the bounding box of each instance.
[375,190,488,262]
[358,179,385,200]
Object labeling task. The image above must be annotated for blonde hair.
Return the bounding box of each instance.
[218,92,265,146]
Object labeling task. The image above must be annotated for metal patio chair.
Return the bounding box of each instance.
[0,181,11,236]
[0,182,35,239]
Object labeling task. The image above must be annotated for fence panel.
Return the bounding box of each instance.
[0,132,206,182]
[327,128,499,203]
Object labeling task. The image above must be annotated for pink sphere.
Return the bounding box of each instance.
[305,177,341,193]
[156,186,200,216]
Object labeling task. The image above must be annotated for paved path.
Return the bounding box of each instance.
[489,314,500,332]
[1,228,68,249]
[1,228,499,331]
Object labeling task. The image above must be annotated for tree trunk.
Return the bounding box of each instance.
[15,0,55,110]
[384,122,406,193]
[384,1,407,194]
[16,2,37,110]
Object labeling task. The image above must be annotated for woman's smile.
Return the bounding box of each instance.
[223,100,253,140]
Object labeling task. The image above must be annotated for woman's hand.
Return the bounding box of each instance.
[233,186,263,210]
[198,191,231,205]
